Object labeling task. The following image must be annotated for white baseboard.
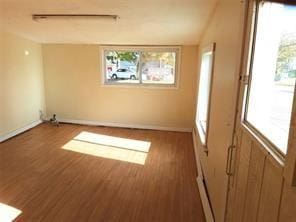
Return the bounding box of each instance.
[197,176,215,222]
[57,118,192,133]
[192,130,215,222]
[192,130,204,180]
[0,120,42,143]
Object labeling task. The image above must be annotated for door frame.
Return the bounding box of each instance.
[225,0,296,220]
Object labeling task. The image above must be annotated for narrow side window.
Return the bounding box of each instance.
[196,43,215,146]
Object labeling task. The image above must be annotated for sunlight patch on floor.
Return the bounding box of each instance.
[74,131,151,152]
[62,132,151,165]
[0,203,22,222]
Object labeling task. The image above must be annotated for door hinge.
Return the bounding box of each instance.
[241,75,249,84]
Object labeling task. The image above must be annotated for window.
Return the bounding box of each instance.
[104,50,140,84]
[245,1,296,155]
[196,43,215,145]
[102,47,179,86]
[141,52,176,85]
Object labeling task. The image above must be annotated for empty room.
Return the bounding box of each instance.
[0,0,296,221]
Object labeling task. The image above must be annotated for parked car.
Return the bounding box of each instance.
[110,68,137,80]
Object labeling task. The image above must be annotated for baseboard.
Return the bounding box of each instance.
[197,176,215,222]
[57,118,192,133]
[192,130,215,222]
[192,130,204,180]
[0,120,42,143]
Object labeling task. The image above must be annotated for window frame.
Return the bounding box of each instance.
[196,43,216,149]
[100,46,181,88]
[242,0,296,160]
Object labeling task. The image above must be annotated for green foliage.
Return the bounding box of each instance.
[141,52,175,66]
[275,32,296,80]
[106,51,176,67]
[288,70,296,78]
[275,74,281,81]
[116,52,138,63]
[106,51,138,64]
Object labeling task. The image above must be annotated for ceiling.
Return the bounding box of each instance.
[0,0,218,45]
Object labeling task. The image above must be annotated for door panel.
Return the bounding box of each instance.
[257,156,283,222]
[231,132,252,222]
[227,127,296,222]
[279,182,296,222]
[242,143,266,222]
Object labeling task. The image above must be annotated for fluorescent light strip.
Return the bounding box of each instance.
[32,14,119,21]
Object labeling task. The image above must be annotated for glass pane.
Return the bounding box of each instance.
[141,52,176,84]
[105,51,140,83]
[196,51,213,136]
[246,3,296,154]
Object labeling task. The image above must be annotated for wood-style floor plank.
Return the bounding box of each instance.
[0,123,205,222]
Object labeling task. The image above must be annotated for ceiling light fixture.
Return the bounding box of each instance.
[32,14,119,21]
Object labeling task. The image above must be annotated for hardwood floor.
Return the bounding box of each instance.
[0,123,205,222]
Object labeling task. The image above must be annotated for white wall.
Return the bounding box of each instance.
[194,0,245,221]
[0,32,46,137]
[42,44,199,130]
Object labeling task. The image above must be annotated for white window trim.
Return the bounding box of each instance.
[242,1,296,160]
[100,46,181,89]
[196,43,216,149]
[235,0,296,186]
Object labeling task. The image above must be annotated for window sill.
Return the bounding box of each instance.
[196,122,209,155]
[101,82,179,90]
[241,121,285,167]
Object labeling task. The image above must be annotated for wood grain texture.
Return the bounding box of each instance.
[231,132,252,222]
[284,71,296,186]
[227,128,296,222]
[0,123,205,222]
[279,180,296,222]
[224,130,241,222]
[257,156,283,222]
[242,143,266,222]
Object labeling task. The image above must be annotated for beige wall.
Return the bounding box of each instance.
[0,32,45,136]
[42,44,198,129]
[194,0,245,221]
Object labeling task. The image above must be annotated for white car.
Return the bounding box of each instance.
[110,68,137,80]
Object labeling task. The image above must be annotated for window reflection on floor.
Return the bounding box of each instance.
[0,203,22,222]
[62,131,151,165]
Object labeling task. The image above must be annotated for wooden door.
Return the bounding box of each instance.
[226,1,296,221]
